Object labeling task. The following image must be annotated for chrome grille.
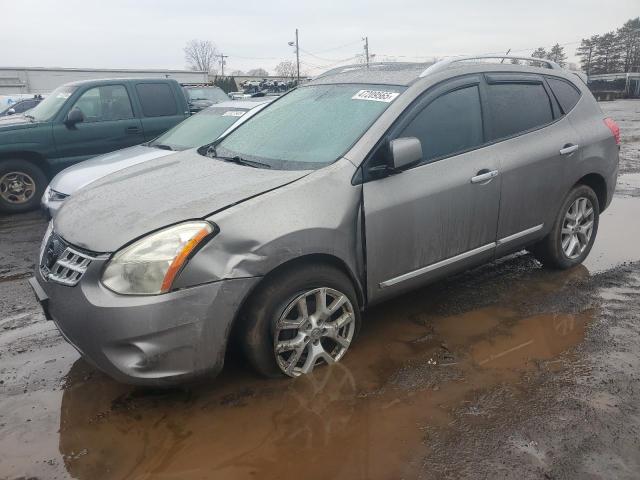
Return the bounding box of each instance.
[39,228,95,286]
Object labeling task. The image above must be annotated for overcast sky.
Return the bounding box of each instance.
[3,0,638,75]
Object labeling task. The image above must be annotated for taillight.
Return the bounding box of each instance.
[604,117,620,145]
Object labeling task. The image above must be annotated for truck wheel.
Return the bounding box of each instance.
[239,263,361,378]
[531,184,600,269]
[0,160,47,214]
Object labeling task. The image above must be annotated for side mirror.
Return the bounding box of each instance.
[65,108,84,127]
[389,137,423,170]
[6,108,16,115]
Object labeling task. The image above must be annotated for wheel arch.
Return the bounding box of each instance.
[575,173,607,213]
[229,253,366,347]
[0,151,51,178]
[247,253,365,311]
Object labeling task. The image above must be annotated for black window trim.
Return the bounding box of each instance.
[480,72,562,147]
[355,71,571,185]
[543,74,583,116]
[357,74,486,184]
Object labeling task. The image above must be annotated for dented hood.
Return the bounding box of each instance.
[54,149,310,252]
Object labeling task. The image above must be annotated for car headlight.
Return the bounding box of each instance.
[102,221,216,295]
[45,186,69,202]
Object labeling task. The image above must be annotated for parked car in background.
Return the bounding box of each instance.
[30,58,619,386]
[182,85,229,114]
[43,99,271,217]
[0,95,44,117]
[0,78,190,213]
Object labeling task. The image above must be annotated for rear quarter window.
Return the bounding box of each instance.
[546,77,582,114]
[135,83,178,117]
[486,82,554,141]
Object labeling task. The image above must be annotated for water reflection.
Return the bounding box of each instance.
[57,263,594,480]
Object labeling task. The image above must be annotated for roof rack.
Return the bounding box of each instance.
[420,55,562,77]
[314,61,432,80]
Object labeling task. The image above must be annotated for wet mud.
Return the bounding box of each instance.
[1,100,639,480]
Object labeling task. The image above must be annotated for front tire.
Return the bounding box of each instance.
[531,184,600,269]
[0,159,48,214]
[239,263,361,378]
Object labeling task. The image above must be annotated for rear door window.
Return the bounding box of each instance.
[136,83,178,117]
[486,82,554,141]
[546,77,581,114]
[399,85,484,163]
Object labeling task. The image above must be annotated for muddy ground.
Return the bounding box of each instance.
[1,100,639,480]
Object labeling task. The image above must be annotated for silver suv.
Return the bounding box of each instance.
[29,57,620,386]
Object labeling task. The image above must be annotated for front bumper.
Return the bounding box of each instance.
[29,262,259,386]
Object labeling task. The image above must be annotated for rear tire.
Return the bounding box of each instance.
[239,263,361,378]
[531,184,599,269]
[0,159,47,214]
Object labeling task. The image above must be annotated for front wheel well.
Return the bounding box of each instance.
[228,254,365,348]
[257,254,365,309]
[575,173,607,212]
[0,152,51,178]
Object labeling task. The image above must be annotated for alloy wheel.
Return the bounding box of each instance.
[0,171,36,204]
[561,196,594,260]
[274,287,355,377]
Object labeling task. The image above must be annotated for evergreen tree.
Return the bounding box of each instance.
[592,32,623,73]
[547,43,567,67]
[531,47,548,59]
[576,36,599,75]
[617,18,640,73]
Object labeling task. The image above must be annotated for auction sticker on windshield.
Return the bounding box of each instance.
[352,90,400,103]
[223,111,245,117]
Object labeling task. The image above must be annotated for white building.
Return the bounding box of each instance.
[0,66,209,96]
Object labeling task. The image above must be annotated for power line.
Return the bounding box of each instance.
[299,49,358,64]
[306,39,363,54]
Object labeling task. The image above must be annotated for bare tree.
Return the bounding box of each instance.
[275,61,297,80]
[184,39,218,73]
[230,69,245,76]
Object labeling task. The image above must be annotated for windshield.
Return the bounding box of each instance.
[213,84,406,170]
[27,85,77,121]
[150,107,248,150]
[186,87,229,102]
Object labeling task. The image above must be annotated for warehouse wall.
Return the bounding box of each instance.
[0,67,209,95]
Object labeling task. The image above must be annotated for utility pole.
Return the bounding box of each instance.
[363,37,370,67]
[218,53,229,77]
[288,29,300,84]
[295,29,300,84]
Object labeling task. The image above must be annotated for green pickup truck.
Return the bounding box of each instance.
[0,78,190,213]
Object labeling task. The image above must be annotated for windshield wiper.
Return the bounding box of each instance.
[23,114,35,121]
[152,144,173,151]
[218,155,271,169]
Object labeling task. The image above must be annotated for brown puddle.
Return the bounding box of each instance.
[8,268,589,480]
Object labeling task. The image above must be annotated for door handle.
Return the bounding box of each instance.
[470,169,499,184]
[559,144,579,156]
[126,126,141,134]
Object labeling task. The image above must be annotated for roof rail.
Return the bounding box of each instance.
[314,61,432,80]
[419,55,562,77]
